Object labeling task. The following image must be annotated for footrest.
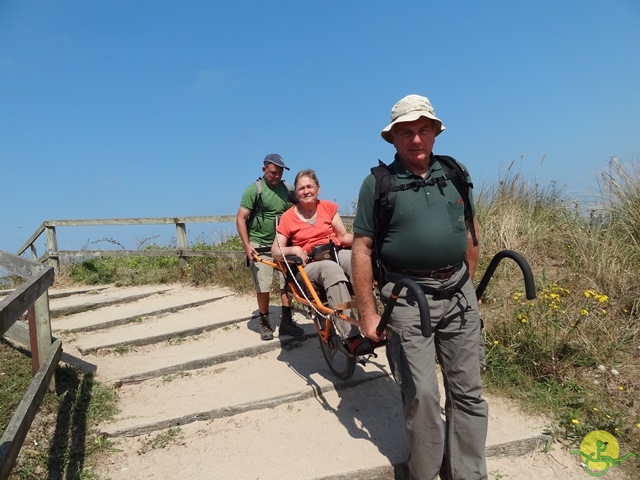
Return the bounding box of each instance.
[344,335,384,356]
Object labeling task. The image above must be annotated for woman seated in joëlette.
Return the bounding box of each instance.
[271,169,357,338]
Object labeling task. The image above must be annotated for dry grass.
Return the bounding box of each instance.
[476,159,640,477]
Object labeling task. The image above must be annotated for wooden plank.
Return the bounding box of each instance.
[484,432,552,457]
[64,296,226,333]
[3,320,31,348]
[51,290,168,318]
[27,306,40,374]
[15,223,46,257]
[43,215,236,227]
[0,339,62,479]
[307,433,553,480]
[34,290,53,380]
[0,252,39,279]
[56,250,245,259]
[0,268,55,336]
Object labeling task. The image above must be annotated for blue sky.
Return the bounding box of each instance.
[2,1,639,253]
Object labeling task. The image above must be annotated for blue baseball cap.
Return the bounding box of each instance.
[263,153,290,170]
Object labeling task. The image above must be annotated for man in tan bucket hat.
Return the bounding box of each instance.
[352,94,486,479]
[380,94,446,142]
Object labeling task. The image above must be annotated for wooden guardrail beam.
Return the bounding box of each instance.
[0,268,55,338]
[0,339,62,479]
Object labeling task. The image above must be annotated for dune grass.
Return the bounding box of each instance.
[476,158,639,476]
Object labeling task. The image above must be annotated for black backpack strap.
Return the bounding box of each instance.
[283,180,297,204]
[371,160,397,283]
[434,155,478,246]
[370,156,478,284]
[245,178,263,231]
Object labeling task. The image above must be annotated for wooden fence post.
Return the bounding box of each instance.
[176,222,188,269]
[44,225,59,273]
[31,264,55,391]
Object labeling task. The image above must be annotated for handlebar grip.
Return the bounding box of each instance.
[475,249,536,301]
[376,277,432,338]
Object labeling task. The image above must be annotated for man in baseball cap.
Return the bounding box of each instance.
[263,153,290,170]
[236,153,301,341]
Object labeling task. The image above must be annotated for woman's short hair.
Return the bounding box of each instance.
[294,169,320,188]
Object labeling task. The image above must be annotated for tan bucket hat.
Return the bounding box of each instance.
[381,94,445,143]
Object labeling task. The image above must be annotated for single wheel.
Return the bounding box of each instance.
[316,314,356,380]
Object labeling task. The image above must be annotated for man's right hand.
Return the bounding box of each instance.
[359,310,385,342]
[245,247,257,262]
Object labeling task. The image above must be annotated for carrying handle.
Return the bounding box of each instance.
[375,250,535,338]
[475,249,536,301]
[376,277,432,338]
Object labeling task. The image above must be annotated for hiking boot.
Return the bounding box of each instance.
[259,315,274,341]
[279,313,304,337]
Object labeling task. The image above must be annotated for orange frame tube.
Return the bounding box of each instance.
[252,254,358,344]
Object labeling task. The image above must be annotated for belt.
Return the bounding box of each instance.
[391,262,462,280]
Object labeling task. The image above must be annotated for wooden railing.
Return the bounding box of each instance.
[0,251,59,479]
[16,215,355,272]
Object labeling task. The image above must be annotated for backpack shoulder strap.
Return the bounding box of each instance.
[246,178,264,231]
[282,180,298,204]
[370,160,397,282]
[434,155,478,246]
[371,160,396,235]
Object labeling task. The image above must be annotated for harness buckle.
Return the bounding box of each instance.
[432,289,456,301]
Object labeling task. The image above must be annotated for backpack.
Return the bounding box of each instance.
[245,178,294,231]
[371,155,478,281]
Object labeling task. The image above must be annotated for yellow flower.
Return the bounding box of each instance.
[636,423,640,429]
[618,386,624,391]
[592,407,598,412]
[493,340,499,345]
[581,309,589,316]
[572,419,579,424]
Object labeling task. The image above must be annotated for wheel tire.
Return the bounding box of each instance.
[317,315,356,380]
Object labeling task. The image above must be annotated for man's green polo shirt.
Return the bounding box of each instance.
[354,155,473,271]
[240,179,292,246]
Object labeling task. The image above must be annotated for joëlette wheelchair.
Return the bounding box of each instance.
[253,250,374,380]
[254,249,536,381]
